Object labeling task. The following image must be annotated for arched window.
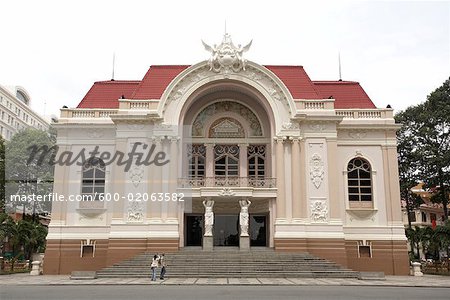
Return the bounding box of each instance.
[248,145,266,178]
[188,144,206,178]
[214,145,239,178]
[347,158,372,206]
[81,157,105,200]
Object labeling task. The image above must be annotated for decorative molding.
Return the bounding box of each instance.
[86,128,104,138]
[309,153,324,189]
[129,165,144,187]
[310,199,328,222]
[218,187,236,196]
[348,130,367,139]
[127,201,144,222]
[355,149,363,157]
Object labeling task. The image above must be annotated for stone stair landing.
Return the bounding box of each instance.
[97,248,360,279]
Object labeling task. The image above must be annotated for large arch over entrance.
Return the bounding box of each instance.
[158,61,295,134]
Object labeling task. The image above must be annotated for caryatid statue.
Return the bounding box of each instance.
[239,199,252,236]
[203,199,215,237]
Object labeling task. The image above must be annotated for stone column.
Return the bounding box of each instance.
[149,137,162,219]
[290,137,302,219]
[202,198,214,250]
[205,143,214,187]
[239,198,252,250]
[275,137,286,221]
[239,143,248,181]
[167,137,179,220]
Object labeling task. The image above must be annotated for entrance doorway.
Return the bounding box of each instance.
[185,215,203,246]
[213,215,239,246]
[250,215,267,246]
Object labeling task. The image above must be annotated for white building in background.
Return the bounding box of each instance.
[0,85,49,140]
[45,34,409,275]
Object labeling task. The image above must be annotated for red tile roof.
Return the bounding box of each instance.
[77,80,140,108]
[265,66,322,99]
[131,65,189,99]
[313,81,376,109]
[76,65,377,109]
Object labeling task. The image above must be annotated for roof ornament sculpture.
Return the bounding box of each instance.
[202,33,252,74]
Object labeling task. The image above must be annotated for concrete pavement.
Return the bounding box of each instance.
[0,273,449,287]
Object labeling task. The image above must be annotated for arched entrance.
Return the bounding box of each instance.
[178,81,276,249]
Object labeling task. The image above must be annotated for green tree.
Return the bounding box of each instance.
[434,220,450,271]
[395,78,450,220]
[5,128,55,218]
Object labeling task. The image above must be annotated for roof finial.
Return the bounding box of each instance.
[224,20,227,35]
[338,52,342,81]
[111,52,115,81]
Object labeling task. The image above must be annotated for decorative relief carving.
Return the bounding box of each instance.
[310,200,328,222]
[192,101,262,137]
[282,122,299,130]
[129,165,144,187]
[127,201,144,222]
[209,118,245,138]
[86,128,104,139]
[309,153,324,189]
[127,121,145,130]
[309,122,327,132]
[348,130,367,139]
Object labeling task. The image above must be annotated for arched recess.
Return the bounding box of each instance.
[158,61,295,134]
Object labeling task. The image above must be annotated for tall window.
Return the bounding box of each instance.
[347,157,372,207]
[214,145,239,177]
[81,157,105,200]
[188,144,206,178]
[248,145,266,178]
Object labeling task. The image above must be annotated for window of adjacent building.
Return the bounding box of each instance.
[421,212,427,223]
[81,157,105,200]
[188,144,206,178]
[347,157,373,208]
[214,145,239,177]
[408,211,416,222]
[248,145,266,178]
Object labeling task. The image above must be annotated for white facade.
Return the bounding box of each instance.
[0,85,49,140]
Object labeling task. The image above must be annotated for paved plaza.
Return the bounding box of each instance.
[0,273,449,287]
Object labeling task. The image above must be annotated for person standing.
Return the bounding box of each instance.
[159,253,166,280]
[150,254,159,281]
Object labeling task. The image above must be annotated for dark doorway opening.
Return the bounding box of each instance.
[214,215,239,246]
[185,215,203,246]
[250,215,267,246]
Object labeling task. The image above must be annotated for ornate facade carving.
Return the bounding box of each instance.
[86,128,103,138]
[310,200,328,222]
[127,201,144,222]
[129,165,144,187]
[192,101,262,137]
[202,33,252,74]
[218,187,236,196]
[209,118,245,138]
[309,153,324,189]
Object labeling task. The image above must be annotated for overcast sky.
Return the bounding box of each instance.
[1,0,449,119]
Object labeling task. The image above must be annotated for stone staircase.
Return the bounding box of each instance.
[97,247,360,278]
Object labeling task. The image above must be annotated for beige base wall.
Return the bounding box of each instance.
[44,238,179,275]
[274,238,409,275]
